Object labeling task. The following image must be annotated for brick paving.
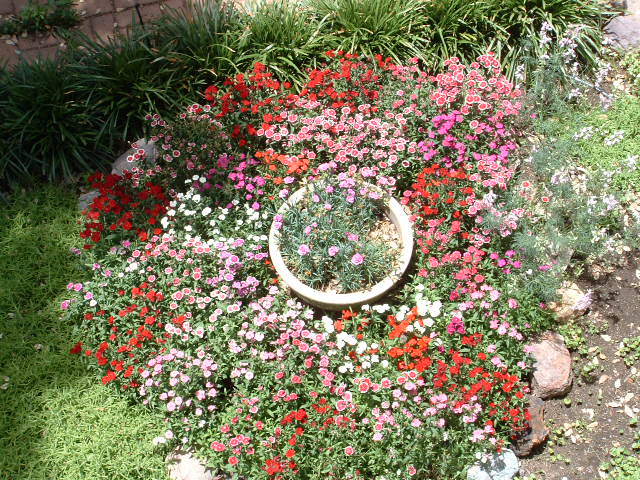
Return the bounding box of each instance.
[0,0,192,68]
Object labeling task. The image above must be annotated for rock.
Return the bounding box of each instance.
[529,332,573,399]
[111,137,157,176]
[466,449,519,480]
[605,15,640,49]
[78,190,99,211]
[167,448,214,480]
[628,0,640,14]
[548,282,591,323]
[512,396,549,457]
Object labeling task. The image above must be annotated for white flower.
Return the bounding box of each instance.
[336,332,357,349]
[321,316,334,333]
[416,299,429,316]
[202,207,212,216]
[428,301,442,318]
[372,304,389,313]
[356,341,367,354]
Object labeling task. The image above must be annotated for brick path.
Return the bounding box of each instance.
[0,0,189,68]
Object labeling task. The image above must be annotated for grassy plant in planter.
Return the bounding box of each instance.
[275,173,398,294]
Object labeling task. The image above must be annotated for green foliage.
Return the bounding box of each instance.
[570,95,640,192]
[622,49,640,93]
[503,95,640,289]
[618,335,640,367]
[278,178,397,293]
[68,26,192,147]
[557,321,586,351]
[236,0,326,86]
[150,0,243,90]
[600,445,640,480]
[311,0,431,65]
[0,185,166,480]
[0,0,80,36]
[1,58,114,183]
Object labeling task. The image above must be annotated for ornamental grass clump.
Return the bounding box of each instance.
[275,173,398,293]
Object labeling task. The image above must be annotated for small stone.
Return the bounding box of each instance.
[467,449,519,480]
[548,282,591,323]
[78,190,100,211]
[166,448,214,480]
[513,396,549,457]
[529,332,573,399]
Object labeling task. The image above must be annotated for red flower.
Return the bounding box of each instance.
[69,341,83,354]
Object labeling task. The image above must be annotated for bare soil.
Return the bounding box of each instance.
[519,253,640,479]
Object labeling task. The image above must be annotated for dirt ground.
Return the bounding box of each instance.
[519,253,640,479]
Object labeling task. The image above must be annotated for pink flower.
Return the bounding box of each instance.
[344,446,355,455]
[328,246,340,257]
[298,244,310,255]
[346,232,359,241]
[351,253,364,265]
[60,300,70,310]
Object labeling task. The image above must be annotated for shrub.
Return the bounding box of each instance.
[150,0,244,90]
[1,57,114,183]
[235,0,328,88]
[67,26,192,146]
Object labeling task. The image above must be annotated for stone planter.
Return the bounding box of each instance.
[268,183,414,310]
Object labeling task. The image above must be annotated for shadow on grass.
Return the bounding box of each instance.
[0,185,167,480]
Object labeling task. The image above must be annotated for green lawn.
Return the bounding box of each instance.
[0,185,167,480]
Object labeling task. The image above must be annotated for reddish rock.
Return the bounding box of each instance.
[529,332,573,399]
[513,396,549,457]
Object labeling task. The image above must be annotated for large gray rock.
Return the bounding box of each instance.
[628,0,640,15]
[529,332,573,399]
[605,15,640,49]
[467,449,519,480]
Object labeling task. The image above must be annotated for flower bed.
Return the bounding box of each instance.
[66,52,561,479]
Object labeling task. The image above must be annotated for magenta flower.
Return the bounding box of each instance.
[328,246,340,257]
[351,253,364,265]
[298,244,310,255]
